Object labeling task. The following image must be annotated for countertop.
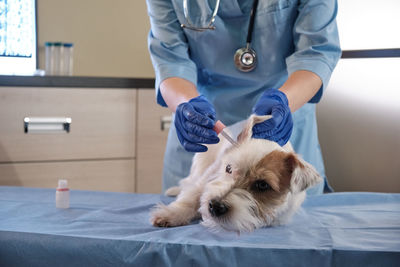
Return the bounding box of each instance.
[0,75,155,89]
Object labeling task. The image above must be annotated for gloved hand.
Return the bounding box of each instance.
[175,95,219,152]
[252,89,293,146]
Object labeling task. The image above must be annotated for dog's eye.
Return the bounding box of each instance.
[225,164,232,174]
[252,180,270,192]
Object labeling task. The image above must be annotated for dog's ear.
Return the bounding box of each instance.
[286,154,323,193]
[237,115,272,144]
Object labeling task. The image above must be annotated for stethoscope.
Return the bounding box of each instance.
[181,0,259,72]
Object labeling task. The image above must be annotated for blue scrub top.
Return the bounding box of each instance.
[146,0,341,194]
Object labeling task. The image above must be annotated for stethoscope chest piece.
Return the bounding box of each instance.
[234,45,257,72]
[234,0,259,72]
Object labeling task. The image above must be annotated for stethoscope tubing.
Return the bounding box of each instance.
[246,0,259,45]
[181,0,259,72]
[234,0,259,72]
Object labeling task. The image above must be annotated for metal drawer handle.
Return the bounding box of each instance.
[24,117,72,133]
[160,115,172,131]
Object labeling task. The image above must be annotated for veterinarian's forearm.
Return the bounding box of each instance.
[160,77,199,112]
[279,70,322,112]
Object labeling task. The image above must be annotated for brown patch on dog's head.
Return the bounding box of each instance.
[233,150,302,216]
[252,151,300,192]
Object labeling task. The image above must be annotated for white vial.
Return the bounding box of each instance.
[56,179,70,209]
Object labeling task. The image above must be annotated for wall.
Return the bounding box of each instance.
[316,0,400,192]
[37,0,154,78]
[317,58,400,193]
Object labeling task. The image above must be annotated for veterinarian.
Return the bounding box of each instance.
[146,0,341,194]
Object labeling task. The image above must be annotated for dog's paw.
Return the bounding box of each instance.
[151,214,174,227]
[150,204,188,227]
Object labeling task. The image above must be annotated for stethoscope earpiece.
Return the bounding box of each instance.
[234,46,257,72]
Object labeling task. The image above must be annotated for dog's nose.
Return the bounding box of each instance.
[208,199,228,217]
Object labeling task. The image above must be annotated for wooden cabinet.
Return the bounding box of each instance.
[0,87,136,192]
[136,89,171,194]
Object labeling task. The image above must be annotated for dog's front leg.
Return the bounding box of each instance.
[151,184,203,227]
[151,140,225,228]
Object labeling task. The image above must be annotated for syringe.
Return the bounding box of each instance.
[213,120,239,147]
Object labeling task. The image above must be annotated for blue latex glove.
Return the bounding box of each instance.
[175,95,219,152]
[252,89,293,146]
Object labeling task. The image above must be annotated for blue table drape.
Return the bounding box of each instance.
[0,186,399,266]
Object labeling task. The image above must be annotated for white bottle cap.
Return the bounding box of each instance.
[58,179,68,189]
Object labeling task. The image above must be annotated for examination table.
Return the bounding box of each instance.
[0,186,399,266]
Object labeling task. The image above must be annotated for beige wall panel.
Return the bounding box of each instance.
[136,89,170,194]
[0,159,135,192]
[317,59,400,193]
[37,0,154,78]
[0,87,136,162]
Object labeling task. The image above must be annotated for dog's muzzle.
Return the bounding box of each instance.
[208,199,228,217]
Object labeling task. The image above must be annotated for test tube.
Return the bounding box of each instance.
[53,42,63,75]
[62,43,74,76]
[45,42,55,75]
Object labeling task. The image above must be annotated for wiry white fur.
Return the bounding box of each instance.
[150,115,322,232]
[200,188,267,232]
[271,192,306,226]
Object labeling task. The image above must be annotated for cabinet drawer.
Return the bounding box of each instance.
[0,87,135,162]
[0,159,135,192]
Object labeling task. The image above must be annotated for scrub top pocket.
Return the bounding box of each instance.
[254,0,295,28]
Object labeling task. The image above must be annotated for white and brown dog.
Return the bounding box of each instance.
[151,115,322,232]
